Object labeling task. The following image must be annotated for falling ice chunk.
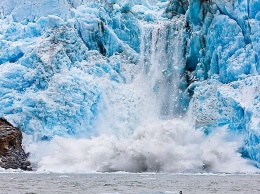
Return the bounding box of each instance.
[162,69,172,77]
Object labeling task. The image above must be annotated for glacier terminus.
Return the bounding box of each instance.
[0,0,260,173]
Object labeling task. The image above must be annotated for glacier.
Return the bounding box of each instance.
[0,0,260,172]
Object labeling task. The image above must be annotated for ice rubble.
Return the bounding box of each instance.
[0,0,260,169]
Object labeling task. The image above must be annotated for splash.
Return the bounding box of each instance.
[26,119,257,173]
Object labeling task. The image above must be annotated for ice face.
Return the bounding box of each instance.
[1,0,260,171]
[0,0,71,22]
[0,1,169,140]
[185,0,260,166]
[0,18,126,140]
[186,0,260,81]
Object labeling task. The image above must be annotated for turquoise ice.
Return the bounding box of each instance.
[1,0,260,169]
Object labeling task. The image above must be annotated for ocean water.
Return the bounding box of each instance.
[0,173,260,194]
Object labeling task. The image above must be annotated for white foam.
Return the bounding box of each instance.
[25,119,258,173]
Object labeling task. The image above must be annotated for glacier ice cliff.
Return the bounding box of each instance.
[0,0,260,171]
[183,0,260,166]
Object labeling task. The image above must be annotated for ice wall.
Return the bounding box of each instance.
[0,3,137,140]
[181,0,260,165]
[0,1,178,140]
[1,0,260,171]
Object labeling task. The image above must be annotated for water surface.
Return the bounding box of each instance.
[0,173,259,194]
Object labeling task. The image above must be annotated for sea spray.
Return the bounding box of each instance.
[27,119,257,173]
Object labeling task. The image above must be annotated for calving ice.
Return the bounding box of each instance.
[0,0,259,172]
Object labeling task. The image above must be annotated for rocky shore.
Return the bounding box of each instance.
[0,119,31,170]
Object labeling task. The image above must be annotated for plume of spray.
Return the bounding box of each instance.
[26,119,257,173]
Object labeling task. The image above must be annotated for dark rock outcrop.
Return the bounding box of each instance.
[0,118,31,170]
